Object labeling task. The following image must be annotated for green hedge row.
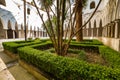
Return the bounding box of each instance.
[70,44,99,53]
[29,41,53,50]
[2,39,101,54]
[30,40,120,69]
[3,39,120,69]
[3,39,120,79]
[99,46,120,69]
[26,40,100,53]
[71,39,103,45]
[18,47,120,80]
[2,40,42,53]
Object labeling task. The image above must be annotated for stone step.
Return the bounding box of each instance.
[0,58,15,80]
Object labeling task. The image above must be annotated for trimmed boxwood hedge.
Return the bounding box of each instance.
[3,39,120,69]
[18,47,120,80]
[71,39,103,45]
[27,40,120,69]
[99,46,120,69]
[2,40,43,53]
[70,44,99,53]
[3,39,120,79]
[30,41,53,50]
[27,40,100,53]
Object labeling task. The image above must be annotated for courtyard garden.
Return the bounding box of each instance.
[1,0,120,80]
[2,39,120,80]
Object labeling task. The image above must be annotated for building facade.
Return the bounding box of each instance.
[0,0,48,39]
[83,0,120,52]
[0,0,120,52]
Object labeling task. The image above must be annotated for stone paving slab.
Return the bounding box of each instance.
[0,50,37,80]
[9,64,37,80]
[0,69,15,80]
[0,51,14,64]
[0,58,15,80]
[0,58,7,72]
[0,39,49,80]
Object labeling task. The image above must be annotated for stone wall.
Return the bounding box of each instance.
[97,37,120,52]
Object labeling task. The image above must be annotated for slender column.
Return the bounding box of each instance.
[5,30,8,39]
[18,30,21,38]
[24,0,27,41]
[114,19,120,38]
[111,22,115,38]
[13,30,15,39]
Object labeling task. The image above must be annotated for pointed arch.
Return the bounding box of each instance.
[15,22,18,30]
[88,21,91,37]
[8,20,12,29]
[30,26,32,31]
[93,20,97,37]
[15,22,19,38]
[110,22,115,38]
[94,20,96,28]
[21,24,24,38]
[30,26,32,37]
[98,19,103,37]
[37,27,39,37]
[0,18,6,39]
[34,26,36,37]
[90,1,95,9]
[7,20,13,39]
[0,0,6,6]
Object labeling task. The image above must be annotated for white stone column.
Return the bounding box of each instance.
[111,22,115,38]
[42,31,44,37]
[102,27,104,37]
[115,20,119,38]
[47,34,49,37]
[18,30,21,38]
[40,31,42,37]
[5,30,8,39]
[87,28,88,37]
[13,30,15,39]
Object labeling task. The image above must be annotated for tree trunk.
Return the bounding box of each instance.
[33,0,101,56]
[76,5,83,41]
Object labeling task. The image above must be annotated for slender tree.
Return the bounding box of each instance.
[32,0,102,56]
[75,0,87,41]
[24,0,27,41]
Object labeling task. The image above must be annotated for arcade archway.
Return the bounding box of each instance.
[15,22,19,38]
[7,20,13,39]
[0,18,6,39]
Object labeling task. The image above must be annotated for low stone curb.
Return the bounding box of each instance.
[0,58,15,80]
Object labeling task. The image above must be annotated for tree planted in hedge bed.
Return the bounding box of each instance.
[3,39,120,69]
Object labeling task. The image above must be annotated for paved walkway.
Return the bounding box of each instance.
[0,50,37,80]
[0,58,15,80]
[0,39,48,80]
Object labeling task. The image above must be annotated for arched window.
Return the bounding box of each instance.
[0,0,6,6]
[8,20,12,29]
[27,8,30,15]
[90,1,95,9]
[0,18,6,39]
[7,20,13,39]
[15,22,19,38]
